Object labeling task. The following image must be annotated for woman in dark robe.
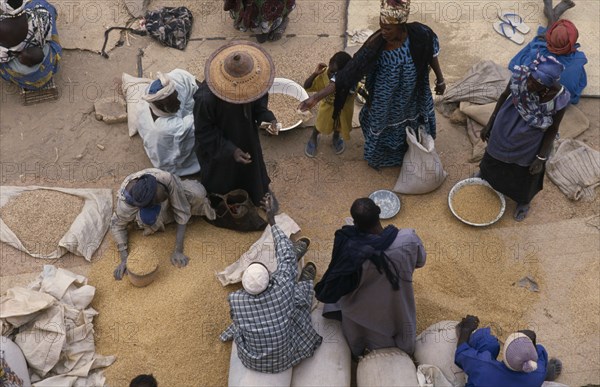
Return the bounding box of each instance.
[194,41,278,207]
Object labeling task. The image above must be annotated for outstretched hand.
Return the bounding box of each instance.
[170,250,189,268]
[529,158,545,175]
[298,96,317,112]
[314,63,327,75]
[114,262,127,280]
[434,82,446,95]
[260,193,276,225]
[457,314,480,333]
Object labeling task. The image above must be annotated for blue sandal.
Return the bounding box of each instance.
[305,136,319,158]
[332,137,345,155]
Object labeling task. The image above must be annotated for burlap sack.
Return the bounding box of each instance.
[546,139,600,200]
[122,73,153,137]
[228,342,293,386]
[357,347,419,386]
[0,186,112,260]
[291,303,351,386]
[414,321,466,387]
[393,126,447,194]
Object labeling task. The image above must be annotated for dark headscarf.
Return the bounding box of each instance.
[126,174,158,207]
[332,22,436,127]
[546,19,578,56]
[314,225,400,303]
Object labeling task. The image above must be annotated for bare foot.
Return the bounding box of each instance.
[514,203,531,222]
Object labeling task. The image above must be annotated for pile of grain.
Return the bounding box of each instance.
[452,184,502,224]
[0,190,84,255]
[269,93,302,128]
[127,250,159,275]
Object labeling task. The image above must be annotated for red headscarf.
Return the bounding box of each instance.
[546,19,578,55]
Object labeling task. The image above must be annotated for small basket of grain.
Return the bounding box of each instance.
[268,78,311,131]
[448,178,506,227]
[127,252,159,287]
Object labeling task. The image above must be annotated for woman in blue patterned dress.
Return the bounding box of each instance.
[0,0,62,90]
[299,0,445,169]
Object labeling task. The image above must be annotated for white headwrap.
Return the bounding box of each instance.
[143,72,177,117]
[503,332,539,373]
[242,263,270,295]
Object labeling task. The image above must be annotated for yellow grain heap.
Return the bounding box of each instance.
[269,93,302,128]
[0,190,84,255]
[452,184,502,224]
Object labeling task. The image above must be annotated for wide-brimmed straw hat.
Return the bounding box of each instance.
[205,41,275,104]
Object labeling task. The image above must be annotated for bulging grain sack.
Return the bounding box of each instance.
[122,73,153,137]
[0,186,112,260]
[356,347,418,387]
[414,321,466,387]
[291,303,351,386]
[393,126,447,194]
[228,342,293,387]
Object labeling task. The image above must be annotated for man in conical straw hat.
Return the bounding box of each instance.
[194,41,281,211]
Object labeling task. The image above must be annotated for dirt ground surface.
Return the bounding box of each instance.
[1,0,599,385]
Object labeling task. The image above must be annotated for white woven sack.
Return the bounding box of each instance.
[357,347,418,387]
[0,186,112,260]
[122,73,153,137]
[394,126,447,194]
[291,303,351,386]
[228,342,293,386]
[414,321,466,387]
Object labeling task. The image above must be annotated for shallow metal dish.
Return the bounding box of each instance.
[268,78,309,131]
[369,190,401,219]
[448,177,506,227]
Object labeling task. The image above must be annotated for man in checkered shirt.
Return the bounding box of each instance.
[220,193,322,373]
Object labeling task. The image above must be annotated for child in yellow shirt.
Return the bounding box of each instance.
[304,52,354,157]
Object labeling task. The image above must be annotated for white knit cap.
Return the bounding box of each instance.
[242,263,269,295]
[503,332,539,373]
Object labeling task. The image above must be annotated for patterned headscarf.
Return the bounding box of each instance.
[529,54,564,87]
[546,19,578,56]
[510,54,570,130]
[380,0,411,24]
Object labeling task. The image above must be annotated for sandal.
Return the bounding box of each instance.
[493,21,525,45]
[268,17,289,41]
[498,12,530,34]
[305,136,319,158]
[332,136,346,155]
[514,203,530,222]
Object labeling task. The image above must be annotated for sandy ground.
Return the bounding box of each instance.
[1,0,599,385]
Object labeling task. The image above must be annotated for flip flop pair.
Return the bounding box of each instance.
[493,12,530,45]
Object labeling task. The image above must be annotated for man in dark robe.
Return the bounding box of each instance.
[194,41,279,206]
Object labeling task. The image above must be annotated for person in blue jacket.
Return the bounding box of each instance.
[508,0,587,104]
[454,315,563,386]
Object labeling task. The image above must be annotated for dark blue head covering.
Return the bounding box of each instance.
[148,79,164,94]
[127,174,158,208]
[140,204,162,226]
[529,55,564,88]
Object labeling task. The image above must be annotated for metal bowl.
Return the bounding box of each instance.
[268,78,309,131]
[448,178,506,227]
[369,190,401,219]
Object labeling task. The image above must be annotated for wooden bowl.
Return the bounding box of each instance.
[127,266,159,287]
